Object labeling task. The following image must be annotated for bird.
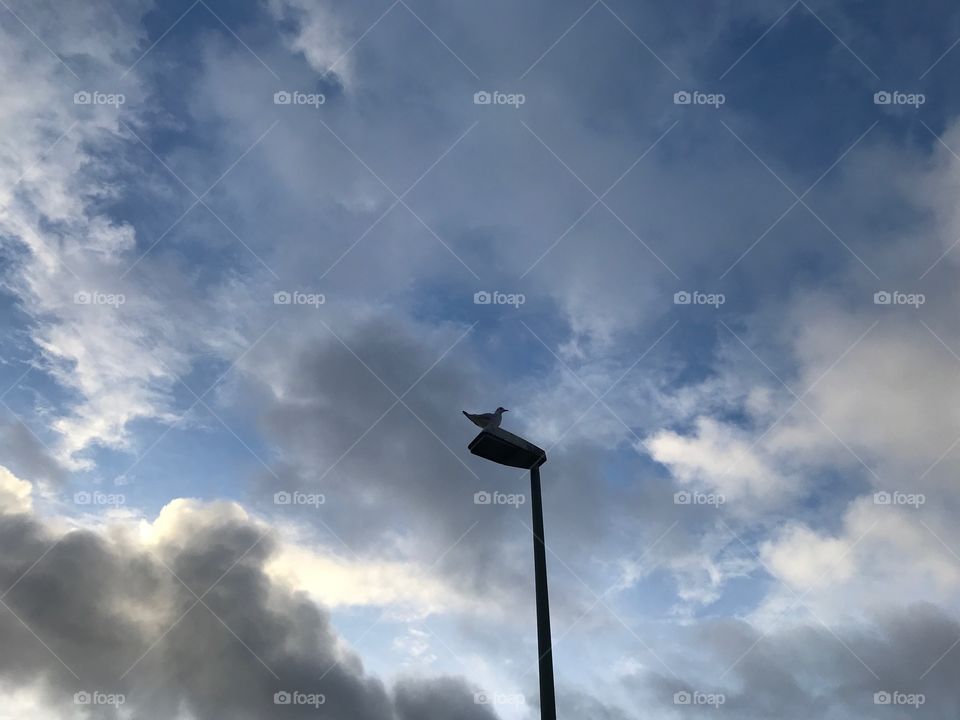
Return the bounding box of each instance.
[462,407,508,429]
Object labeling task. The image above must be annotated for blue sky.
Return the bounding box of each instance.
[3,0,960,718]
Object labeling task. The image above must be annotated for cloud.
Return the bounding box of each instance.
[0,421,66,487]
[394,676,498,720]
[265,531,496,617]
[266,0,352,84]
[238,307,651,630]
[0,466,32,514]
[643,416,789,505]
[553,689,633,720]
[6,2,960,718]
[759,522,855,591]
[633,604,960,719]
[0,484,497,719]
[0,0,200,468]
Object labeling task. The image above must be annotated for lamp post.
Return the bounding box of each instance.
[468,426,556,720]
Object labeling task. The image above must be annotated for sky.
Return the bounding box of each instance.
[2,0,960,717]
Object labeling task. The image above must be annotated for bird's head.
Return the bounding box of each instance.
[495,407,508,413]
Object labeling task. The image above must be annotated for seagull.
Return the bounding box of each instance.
[462,407,508,429]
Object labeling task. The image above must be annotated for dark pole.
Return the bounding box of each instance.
[529,463,557,720]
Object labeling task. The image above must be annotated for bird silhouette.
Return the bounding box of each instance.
[462,407,508,429]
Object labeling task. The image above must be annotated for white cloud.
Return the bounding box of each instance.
[266,537,495,617]
[266,0,352,82]
[748,498,960,631]
[0,6,191,468]
[132,497,494,619]
[0,466,33,514]
[644,416,789,503]
[0,7,270,469]
[760,522,854,591]
[0,680,71,720]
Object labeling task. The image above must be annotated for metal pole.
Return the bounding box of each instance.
[530,464,557,720]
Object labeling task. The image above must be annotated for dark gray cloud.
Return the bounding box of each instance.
[394,676,498,720]
[634,605,960,719]
[0,419,67,486]
[0,496,496,719]
[242,309,674,629]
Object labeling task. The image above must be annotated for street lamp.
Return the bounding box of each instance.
[468,425,556,720]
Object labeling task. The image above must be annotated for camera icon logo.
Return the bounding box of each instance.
[74,491,92,505]
[674,491,691,505]
[874,691,891,705]
[274,91,292,105]
[474,91,492,105]
[474,291,492,305]
[473,692,490,705]
[873,91,892,105]
[873,491,891,505]
[274,491,292,505]
[74,691,92,704]
[673,291,691,305]
[74,91,92,105]
[474,491,492,505]
[873,291,891,305]
[673,691,691,705]
[274,691,292,705]
[74,291,91,305]
[274,291,292,305]
[673,91,691,105]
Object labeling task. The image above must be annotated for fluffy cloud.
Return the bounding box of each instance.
[643,416,789,505]
[0,482,497,719]
[633,604,960,719]
[0,466,33,514]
